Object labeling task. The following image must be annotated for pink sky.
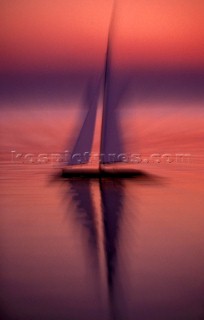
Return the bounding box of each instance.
[1,0,204,71]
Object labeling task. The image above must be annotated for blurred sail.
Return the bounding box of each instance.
[69,1,124,165]
[100,3,124,164]
[69,77,101,165]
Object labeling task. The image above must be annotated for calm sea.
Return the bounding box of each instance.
[0,103,204,320]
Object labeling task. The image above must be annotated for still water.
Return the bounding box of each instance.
[1,163,204,320]
[0,104,204,319]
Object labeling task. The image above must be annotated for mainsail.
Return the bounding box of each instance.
[68,1,124,167]
[100,33,123,164]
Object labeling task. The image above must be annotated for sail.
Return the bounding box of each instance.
[68,77,100,165]
[68,1,124,166]
[100,47,124,164]
[100,3,124,164]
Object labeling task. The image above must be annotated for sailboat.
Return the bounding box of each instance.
[62,3,140,178]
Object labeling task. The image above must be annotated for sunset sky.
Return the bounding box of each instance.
[1,0,204,72]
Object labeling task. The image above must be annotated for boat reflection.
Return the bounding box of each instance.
[60,171,159,320]
[66,177,125,320]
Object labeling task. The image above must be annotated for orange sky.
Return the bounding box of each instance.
[1,0,204,71]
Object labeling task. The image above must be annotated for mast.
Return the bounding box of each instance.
[100,0,124,166]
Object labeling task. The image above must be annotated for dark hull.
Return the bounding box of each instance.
[61,166,146,179]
